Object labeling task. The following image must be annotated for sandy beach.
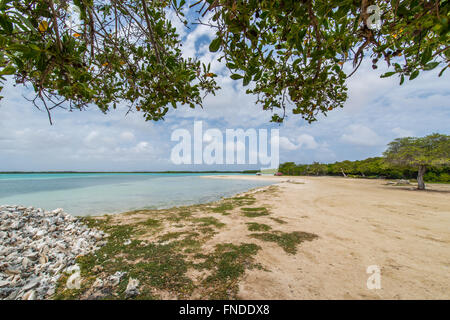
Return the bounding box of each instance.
[202,175,450,299]
[38,175,450,300]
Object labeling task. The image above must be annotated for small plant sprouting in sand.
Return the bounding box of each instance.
[231,195,257,206]
[246,222,272,232]
[140,218,161,227]
[211,202,234,215]
[193,217,225,228]
[210,195,257,215]
[269,217,287,224]
[193,243,262,299]
[158,231,188,242]
[250,231,318,254]
[241,207,270,217]
[166,210,193,222]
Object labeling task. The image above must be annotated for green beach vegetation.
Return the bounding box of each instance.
[52,186,317,300]
[279,134,450,188]
[250,231,318,255]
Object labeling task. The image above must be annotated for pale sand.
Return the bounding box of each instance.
[204,175,450,299]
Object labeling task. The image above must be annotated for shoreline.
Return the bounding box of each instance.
[87,182,279,218]
[0,173,273,217]
[2,176,449,299]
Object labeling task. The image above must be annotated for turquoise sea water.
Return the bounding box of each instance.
[0,173,273,216]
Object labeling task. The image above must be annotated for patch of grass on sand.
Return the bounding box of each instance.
[121,209,148,216]
[246,222,272,232]
[54,188,283,300]
[211,202,234,215]
[241,207,270,217]
[54,214,260,300]
[83,215,111,228]
[140,218,161,227]
[210,195,256,215]
[54,221,195,300]
[258,185,280,196]
[166,210,193,222]
[158,231,202,245]
[193,217,225,228]
[231,195,256,206]
[193,243,262,299]
[250,231,318,254]
[269,217,287,224]
[178,211,193,218]
[158,231,187,242]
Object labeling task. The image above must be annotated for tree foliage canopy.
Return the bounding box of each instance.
[0,0,449,123]
[383,133,450,168]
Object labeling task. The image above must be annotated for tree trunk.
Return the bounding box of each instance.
[417,165,426,190]
[341,168,347,177]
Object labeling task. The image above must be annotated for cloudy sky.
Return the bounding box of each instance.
[0,7,449,172]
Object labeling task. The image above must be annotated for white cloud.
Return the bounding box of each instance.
[279,134,320,151]
[181,17,216,59]
[391,127,414,138]
[340,124,384,147]
[120,131,135,142]
[297,134,319,149]
[133,141,152,153]
[279,136,299,151]
[85,131,99,144]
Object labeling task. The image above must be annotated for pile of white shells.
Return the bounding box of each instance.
[0,205,107,300]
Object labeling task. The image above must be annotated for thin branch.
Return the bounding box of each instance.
[39,91,53,125]
[141,0,161,63]
[48,0,63,52]
[347,55,363,78]
[432,45,450,58]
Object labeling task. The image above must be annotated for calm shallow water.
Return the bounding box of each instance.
[0,173,273,216]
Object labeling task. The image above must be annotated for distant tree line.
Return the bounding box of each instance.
[279,134,450,189]
[279,157,450,183]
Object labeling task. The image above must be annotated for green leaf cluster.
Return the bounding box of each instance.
[0,1,448,122]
